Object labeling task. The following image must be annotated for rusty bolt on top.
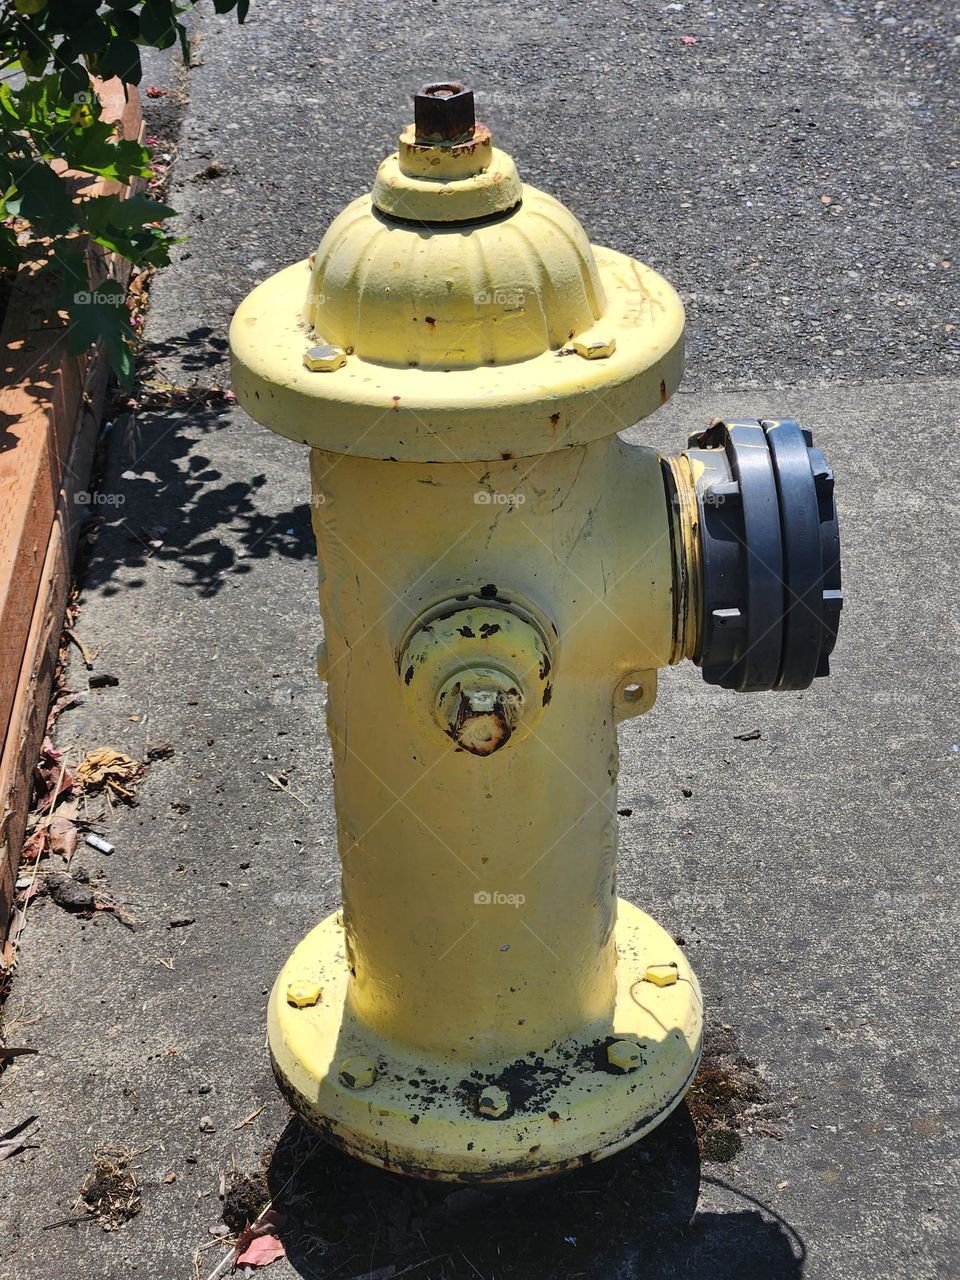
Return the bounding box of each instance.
[413,81,475,144]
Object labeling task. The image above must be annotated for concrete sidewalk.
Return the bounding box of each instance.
[0,4,958,1279]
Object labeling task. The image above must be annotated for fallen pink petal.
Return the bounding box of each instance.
[235,1233,286,1267]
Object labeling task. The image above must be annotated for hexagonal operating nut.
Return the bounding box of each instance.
[477,1084,511,1119]
[285,980,323,1008]
[644,963,679,988]
[436,672,523,757]
[414,81,475,143]
[303,343,346,372]
[607,1039,645,1073]
[573,337,617,360]
[338,1057,377,1090]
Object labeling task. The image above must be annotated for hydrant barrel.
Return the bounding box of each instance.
[307,442,677,1064]
[230,84,842,1182]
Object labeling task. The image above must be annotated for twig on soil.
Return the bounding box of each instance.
[5,751,69,968]
[232,1105,264,1131]
[63,628,97,669]
[265,772,310,808]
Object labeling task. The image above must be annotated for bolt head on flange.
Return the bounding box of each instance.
[338,1057,377,1090]
[303,343,346,372]
[607,1040,645,1073]
[573,336,617,360]
[644,963,679,988]
[285,980,323,1008]
[478,1085,511,1119]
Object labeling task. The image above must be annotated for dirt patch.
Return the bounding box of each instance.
[687,1022,785,1162]
[222,1162,270,1233]
[79,1148,142,1231]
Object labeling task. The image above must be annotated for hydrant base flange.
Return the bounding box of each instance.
[267,900,702,1183]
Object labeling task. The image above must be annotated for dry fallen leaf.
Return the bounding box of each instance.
[76,748,144,803]
[237,1234,286,1267]
[48,816,78,861]
[236,1230,285,1268]
[34,739,74,814]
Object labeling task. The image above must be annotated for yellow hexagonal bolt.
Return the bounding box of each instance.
[644,963,679,988]
[303,343,347,372]
[285,980,323,1008]
[607,1039,645,1073]
[338,1057,377,1090]
[573,336,616,360]
[477,1085,511,1119]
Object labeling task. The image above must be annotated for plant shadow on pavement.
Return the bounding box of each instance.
[78,334,316,602]
[266,1105,805,1280]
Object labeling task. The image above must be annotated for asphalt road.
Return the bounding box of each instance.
[0,4,958,1279]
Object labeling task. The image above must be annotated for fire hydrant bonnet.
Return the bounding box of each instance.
[230,120,684,462]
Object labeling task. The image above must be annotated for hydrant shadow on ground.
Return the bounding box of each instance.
[265,1106,806,1280]
[230,82,842,1182]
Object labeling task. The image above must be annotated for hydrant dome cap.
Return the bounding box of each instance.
[305,184,606,370]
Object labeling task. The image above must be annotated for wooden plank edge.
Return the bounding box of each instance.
[0,83,144,934]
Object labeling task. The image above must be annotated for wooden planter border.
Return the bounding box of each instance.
[0,80,143,924]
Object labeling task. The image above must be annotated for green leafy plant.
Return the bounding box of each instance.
[0,0,248,384]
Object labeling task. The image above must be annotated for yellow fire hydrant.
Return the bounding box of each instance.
[230,83,842,1181]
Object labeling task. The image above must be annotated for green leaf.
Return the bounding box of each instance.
[67,121,152,180]
[58,62,90,104]
[139,0,177,50]
[89,34,142,83]
[8,160,76,233]
[18,45,49,76]
[97,191,178,229]
[0,225,23,270]
[176,19,190,64]
[47,0,101,28]
[59,263,136,386]
[67,16,110,55]
[110,10,140,41]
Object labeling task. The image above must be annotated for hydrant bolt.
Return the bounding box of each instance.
[285,980,323,1008]
[644,963,679,988]
[607,1040,646,1074]
[413,81,475,143]
[573,336,617,360]
[338,1058,377,1090]
[303,343,346,372]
